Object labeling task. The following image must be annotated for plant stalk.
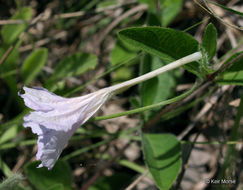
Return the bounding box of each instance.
[108,52,202,93]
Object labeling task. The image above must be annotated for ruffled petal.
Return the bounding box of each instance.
[21,88,111,132]
[19,86,112,169]
[24,121,78,169]
[19,86,66,112]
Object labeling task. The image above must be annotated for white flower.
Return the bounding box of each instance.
[19,87,112,169]
[19,52,202,169]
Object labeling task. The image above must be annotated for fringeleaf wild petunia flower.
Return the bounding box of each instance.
[19,52,202,169]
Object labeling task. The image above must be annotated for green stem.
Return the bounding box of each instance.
[62,137,114,160]
[92,81,198,121]
[181,141,243,145]
[108,52,202,93]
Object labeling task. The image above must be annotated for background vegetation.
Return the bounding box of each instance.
[0,0,242,189]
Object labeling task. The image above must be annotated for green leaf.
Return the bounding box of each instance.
[161,0,183,27]
[21,48,48,85]
[111,67,133,84]
[47,184,64,190]
[202,23,217,61]
[0,39,23,75]
[0,40,24,108]
[147,12,162,26]
[110,39,137,83]
[216,53,243,85]
[45,53,97,90]
[89,173,132,190]
[142,133,181,190]
[0,125,18,144]
[118,26,200,76]
[140,54,175,121]
[1,7,32,44]
[138,0,182,26]
[137,0,157,11]
[0,46,19,73]
[129,96,140,108]
[118,160,146,174]
[140,55,175,106]
[0,157,12,177]
[24,160,72,190]
[110,39,137,66]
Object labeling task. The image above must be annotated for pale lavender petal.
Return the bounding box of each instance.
[19,86,112,169]
[24,121,78,169]
[22,88,111,132]
[19,86,66,112]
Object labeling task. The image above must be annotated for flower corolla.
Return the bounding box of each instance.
[19,86,112,169]
[19,52,202,169]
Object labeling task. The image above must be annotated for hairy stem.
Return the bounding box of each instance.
[108,52,202,93]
